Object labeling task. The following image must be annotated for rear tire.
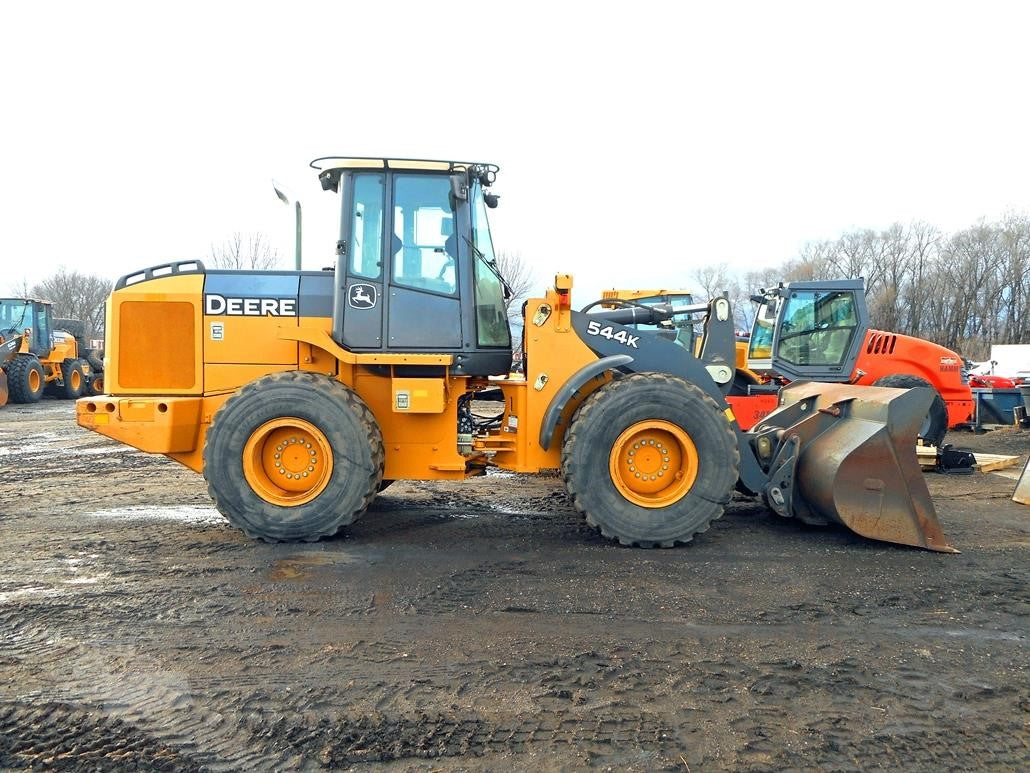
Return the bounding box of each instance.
[84,372,104,396]
[84,351,104,395]
[6,355,45,404]
[61,359,86,399]
[204,371,384,542]
[561,373,739,547]
[872,374,948,447]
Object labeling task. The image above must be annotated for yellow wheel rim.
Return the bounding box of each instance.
[70,370,81,390]
[28,369,41,392]
[608,420,699,508]
[242,417,334,507]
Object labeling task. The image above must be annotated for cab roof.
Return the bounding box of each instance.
[310,156,498,174]
[310,156,499,193]
[0,297,49,306]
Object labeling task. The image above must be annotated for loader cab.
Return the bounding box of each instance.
[750,279,869,382]
[0,299,52,358]
[313,157,512,376]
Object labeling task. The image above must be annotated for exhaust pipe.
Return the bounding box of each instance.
[753,382,957,553]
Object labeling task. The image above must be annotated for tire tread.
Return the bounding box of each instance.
[203,371,384,542]
[561,372,739,548]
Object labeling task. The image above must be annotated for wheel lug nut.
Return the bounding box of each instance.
[658,471,664,477]
[278,469,285,475]
[302,472,309,477]
[629,466,635,472]
[634,472,640,478]
[662,464,669,470]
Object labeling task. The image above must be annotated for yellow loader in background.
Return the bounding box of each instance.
[77,157,953,552]
[0,298,103,405]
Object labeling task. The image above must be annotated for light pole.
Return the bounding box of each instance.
[272,180,302,271]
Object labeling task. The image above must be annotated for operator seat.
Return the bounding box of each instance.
[817,328,851,365]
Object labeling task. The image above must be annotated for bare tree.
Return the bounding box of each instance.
[209,232,281,270]
[7,277,32,298]
[692,263,731,302]
[752,212,1030,361]
[30,268,111,337]
[494,250,536,318]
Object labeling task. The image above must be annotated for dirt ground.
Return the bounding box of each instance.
[0,400,1027,771]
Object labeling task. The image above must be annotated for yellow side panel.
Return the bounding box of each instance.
[355,372,469,480]
[107,274,204,395]
[204,315,298,364]
[120,301,196,389]
[205,363,295,393]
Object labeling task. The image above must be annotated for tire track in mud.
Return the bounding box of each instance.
[0,701,204,771]
[0,611,293,772]
[267,710,683,767]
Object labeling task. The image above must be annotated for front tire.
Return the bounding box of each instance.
[7,355,45,404]
[61,358,86,399]
[204,371,384,542]
[872,374,948,447]
[561,373,739,547]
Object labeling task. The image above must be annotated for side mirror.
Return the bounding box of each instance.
[484,193,500,209]
[450,174,468,201]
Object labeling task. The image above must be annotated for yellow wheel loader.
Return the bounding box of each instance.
[0,299,103,405]
[77,157,953,552]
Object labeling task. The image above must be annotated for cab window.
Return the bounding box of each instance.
[349,174,384,279]
[392,175,456,295]
[471,184,510,347]
[748,301,775,360]
[776,290,858,366]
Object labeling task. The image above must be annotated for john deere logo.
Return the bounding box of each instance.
[349,283,377,309]
[204,294,297,317]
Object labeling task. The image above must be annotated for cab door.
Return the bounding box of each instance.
[337,173,387,349]
[30,303,53,357]
[770,279,869,382]
[385,173,462,349]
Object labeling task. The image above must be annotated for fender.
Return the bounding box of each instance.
[539,354,633,450]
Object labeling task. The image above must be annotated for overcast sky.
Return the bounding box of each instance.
[2,1,1028,305]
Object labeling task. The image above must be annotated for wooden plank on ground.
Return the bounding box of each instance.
[973,452,1023,472]
[914,445,1021,473]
